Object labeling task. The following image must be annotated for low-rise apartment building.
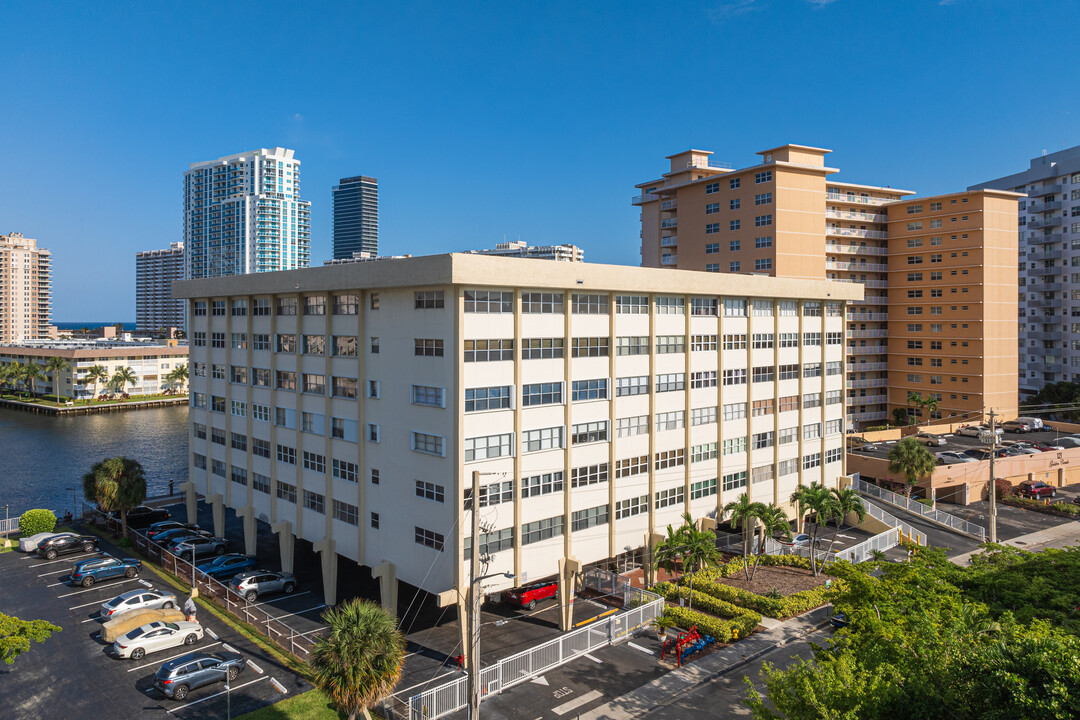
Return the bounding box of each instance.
[174,254,860,614]
[634,144,1020,427]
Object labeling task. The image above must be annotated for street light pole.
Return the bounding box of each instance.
[468,470,481,720]
[988,409,998,543]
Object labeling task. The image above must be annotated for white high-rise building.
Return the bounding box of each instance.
[175,253,858,611]
[136,241,185,332]
[0,233,52,344]
[183,147,311,279]
[971,146,1080,395]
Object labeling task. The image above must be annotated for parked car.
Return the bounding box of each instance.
[196,554,257,580]
[935,451,977,465]
[153,650,245,700]
[101,588,178,618]
[1000,445,1030,457]
[168,535,228,561]
[505,579,559,611]
[1001,442,1041,455]
[964,449,993,461]
[846,436,877,452]
[230,570,297,603]
[71,557,142,587]
[146,521,200,540]
[784,533,823,548]
[1014,416,1046,431]
[114,620,203,660]
[830,611,851,629]
[956,424,1004,439]
[914,432,947,447]
[1055,436,1080,449]
[1029,440,1065,452]
[154,527,212,545]
[1001,420,1033,433]
[19,532,65,553]
[112,505,171,529]
[35,533,97,559]
[1017,481,1057,499]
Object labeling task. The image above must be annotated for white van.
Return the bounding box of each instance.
[1014,416,1045,430]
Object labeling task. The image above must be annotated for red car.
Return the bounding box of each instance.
[1017,481,1057,499]
[505,580,559,610]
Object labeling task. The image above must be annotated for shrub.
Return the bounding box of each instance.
[660,606,759,643]
[684,574,833,619]
[994,478,1013,501]
[653,582,763,627]
[1002,496,1080,517]
[18,509,56,537]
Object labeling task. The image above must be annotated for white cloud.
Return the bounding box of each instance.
[807,0,839,7]
[292,113,304,123]
[705,0,761,21]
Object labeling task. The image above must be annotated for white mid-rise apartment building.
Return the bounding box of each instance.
[971,146,1080,395]
[175,254,859,613]
[183,147,311,279]
[0,233,52,343]
[136,241,185,332]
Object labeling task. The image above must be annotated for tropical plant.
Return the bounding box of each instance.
[1029,380,1080,422]
[789,483,840,576]
[1,613,61,664]
[825,487,867,552]
[82,457,147,537]
[750,504,792,580]
[18,509,56,536]
[887,437,937,498]
[891,407,908,427]
[165,362,189,393]
[653,522,690,590]
[723,494,766,580]
[43,356,70,405]
[21,362,45,399]
[310,598,406,720]
[84,364,108,402]
[681,518,722,608]
[905,391,923,425]
[110,366,138,396]
[0,362,16,393]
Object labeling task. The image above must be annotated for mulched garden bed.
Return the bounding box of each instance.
[713,563,829,597]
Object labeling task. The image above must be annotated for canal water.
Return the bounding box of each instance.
[0,405,188,516]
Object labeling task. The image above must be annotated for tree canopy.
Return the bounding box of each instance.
[1,613,61,664]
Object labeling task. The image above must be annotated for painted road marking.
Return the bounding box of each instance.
[553,689,603,716]
[583,653,603,664]
[270,677,288,694]
[127,642,222,672]
[37,568,74,577]
[627,642,655,656]
[205,628,219,640]
[268,603,326,622]
[837,534,856,540]
[530,676,550,686]
[58,577,139,598]
[46,580,68,588]
[70,599,108,610]
[30,552,105,568]
[166,676,268,713]
[250,590,311,608]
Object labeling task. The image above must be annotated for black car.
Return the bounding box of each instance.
[146,521,200,540]
[153,651,245,700]
[36,533,98,560]
[154,527,212,545]
[830,611,851,629]
[113,505,171,529]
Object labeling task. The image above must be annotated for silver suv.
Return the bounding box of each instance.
[230,570,296,602]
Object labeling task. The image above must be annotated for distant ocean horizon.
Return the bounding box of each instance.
[54,321,136,330]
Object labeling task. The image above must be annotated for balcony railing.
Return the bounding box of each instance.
[851,410,889,422]
[825,192,894,206]
[825,243,888,256]
[847,312,889,321]
[1029,216,1062,229]
[827,260,888,272]
[660,236,678,247]
[660,255,678,266]
[686,158,734,170]
[826,227,889,240]
[660,218,678,229]
[831,278,888,288]
[1028,201,1063,212]
[1026,249,1063,262]
[661,199,678,211]
[846,329,889,338]
[848,345,888,355]
[852,394,888,405]
[847,362,889,373]
[826,209,887,223]
[1027,184,1062,197]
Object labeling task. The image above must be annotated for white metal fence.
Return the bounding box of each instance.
[406,569,663,720]
[0,517,18,536]
[852,477,986,541]
[861,498,925,545]
[832,527,901,563]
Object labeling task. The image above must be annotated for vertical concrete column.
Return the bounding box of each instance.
[372,562,398,616]
[1058,467,1065,487]
[557,556,580,632]
[208,493,225,538]
[182,481,198,525]
[272,520,295,574]
[235,506,258,556]
[643,531,664,586]
[455,590,469,669]
[314,537,338,607]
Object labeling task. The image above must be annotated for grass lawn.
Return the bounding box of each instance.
[236,689,346,719]
[0,534,21,553]
[0,392,186,407]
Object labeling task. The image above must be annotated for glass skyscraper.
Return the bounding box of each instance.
[332,175,379,259]
[183,147,311,279]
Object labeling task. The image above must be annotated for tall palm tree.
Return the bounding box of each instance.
[85,364,108,403]
[166,362,188,393]
[922,395,939,422]
[22,362,45,400]
[43,356,70,405]
[681,519,722,607]
[825,487,867,556]
[906,391,923,426]
[750,504,792,580]
[887,437,937,499]
[82,457,147,537]
[789,483,839,576]
[110,366,138,397]
[722,494,766,580]
[0,362,15,393]
[311,598,406,720]
[653,522,690,590]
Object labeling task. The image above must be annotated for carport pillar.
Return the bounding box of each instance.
[1058,468,1065,488]
[644,531,664,587]
[314,538,337,607]
[372,562,398,616]
[208,494,225,539]
[235,506,258,556]
[180,481,198,525]
[271,520,295,574]
[558,556,581,632]
[698,517,717,533]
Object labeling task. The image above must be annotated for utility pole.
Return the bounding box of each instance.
[468,469,481,720]
[988,409,998,543]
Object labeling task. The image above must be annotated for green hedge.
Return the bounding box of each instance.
[653,582,763,627]
[705,553,818,579]
[1002,496,1080,517]
[685,576,831,619]
[19,509,56,537]
[660,605,759,643]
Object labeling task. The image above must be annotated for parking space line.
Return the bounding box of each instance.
[250,590,311,608]
[127,642,222,672]
[267,603,326,621]
[553,689,603,715]
[37,568,74,577]
[627,642,655,656]
[583,653,602,664]
[81,616,102,624]
[165,676,268,713]
[46,580,69,588]
[58,578,139,598]
[29,552,104,568]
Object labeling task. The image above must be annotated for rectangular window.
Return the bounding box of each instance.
[571,463,609,488]
[332,377,357,398]
[332,500,358,526]
[302,373,326,395]
[655,449,685,469]
[754,258,772,271]
[655,411,684,433]
[571,294,609,314]
[252,298,270,316]
[252,438,271,458]
[723,471,748,492]
[332,459,359,483]
[303,451,326,473]
[655,335,685,354]
[332,293,358,315]
[230,399,247,417]
[522,292,564,313]
[521,338,565,359]
[723,297,748,316]
[332,336,357,357]
[276,334,296,353]
[571,378,608,401]
[212,300,225,316]
[231,333,247,350]
[752,366,774,383]
[755,170,772,184]
[615,336,649,356]
[465,290,513,313]
[521,517,563,545]
[615,455,648,478]
[691,406,717,426]
[302,335,325,355]
[277,297,297,316]
[522,426,565,452]
[414,290,445,309]
[690,371,717,388]
[752,398,774,416]
[723,436,747,455]
[412,432,446,456]
[211,333,225,348]
[615,495,648,520]
[705,243,720,254]
[803,423,822,440]
[465,339,514,362]
[706,202,720,215]
[693,297,720,316]
[614,295,648,314]
[656,373,685,392]
[415,480,446,503]
[571,421,607,445]
[723,402,747,420]
[691,443,717,463]
[616,375,649,396]
[415,339,445,357]
[521,472,563,498]
[655,487,685,509]
[414,527,444,551]
[655,297,684,314]
[571,505,609,532]
[755,192,772,205]
[253,334,270,351]
[276,444,296,465]
[464,433,513,461]
[230,432,247,451]
[691,478,718,499]
[755,214,772,227]
[211,396,226,413]
[572,337,609,357]
[276,481,297,504]
[464,385,512,412]
[803,453,822,470]
[252,473,270,494]
[408,385,444,408]
[616,415,649,438]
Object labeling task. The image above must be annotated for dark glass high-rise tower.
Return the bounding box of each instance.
[332,175,379,259]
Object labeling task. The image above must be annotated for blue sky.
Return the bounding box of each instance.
[3,0,1078,320]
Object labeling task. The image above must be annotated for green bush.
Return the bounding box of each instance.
[18,509,56,537]
[660,605,759,643]
[653,582,763,627]
[1002,496,1080,517]
[686,562,833,619]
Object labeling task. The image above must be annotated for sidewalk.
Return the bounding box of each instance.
[578,606,832,720]
[950,520,1080,565]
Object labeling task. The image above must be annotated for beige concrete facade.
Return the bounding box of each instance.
[174,254,860,604]
[636,145,1020,428]
[0,233,52,344]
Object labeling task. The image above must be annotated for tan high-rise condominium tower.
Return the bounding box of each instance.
[0,233,52,344]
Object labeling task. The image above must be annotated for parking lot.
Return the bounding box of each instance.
[0,531,309,720]
[849,426,1080,463]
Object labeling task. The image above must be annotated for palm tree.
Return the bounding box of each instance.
[722,494,766,580]
[825,487,867,556]
[311,598,406,720]
[82,457,147,537]
[165,362,188,393]
[653,522,690,590]
[750,504,792,580]
[0,362,16,394]
[887,437,937,499]
[906,391,923,426]
[22,362,45,400]
[922,395,939,422]
[789,483,839,576]
[84,364,108,403]
[110,366,138,397]
[43,356,70,405]
[680,516,722,609]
